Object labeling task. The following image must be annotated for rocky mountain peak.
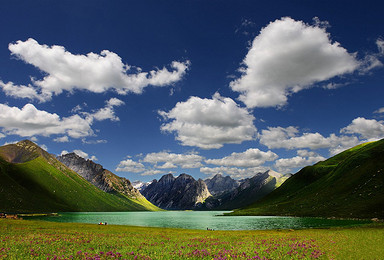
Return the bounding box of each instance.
[57,152,142,198]
[204,174,240,196]
[265,169,283,178]
[141,173,211,210]
[159,173,175,183]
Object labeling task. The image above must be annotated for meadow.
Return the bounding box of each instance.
[0,219,383,259]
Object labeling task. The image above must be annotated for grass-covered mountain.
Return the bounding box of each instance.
[0,140,159,213]
[203,170,290,210]
[228,139,384,219]
[57,152,144,200]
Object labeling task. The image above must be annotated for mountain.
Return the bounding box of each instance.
[0,140,158,213]
[57,152,143,200]
[204,174,240,196]
[203,170,290,210]
[228,139,384,219]
[141,173,211,210]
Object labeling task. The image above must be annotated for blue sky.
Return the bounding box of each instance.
[0,0,383,182]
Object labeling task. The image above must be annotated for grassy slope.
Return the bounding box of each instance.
[0,156,158,213]
[229,139,384,218]
[1,219,384,259]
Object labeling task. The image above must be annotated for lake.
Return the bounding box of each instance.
[25,211,371,230]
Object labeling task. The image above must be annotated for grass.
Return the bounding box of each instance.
[0,140,160,213]
[1,218,384,259]
[229,139,384,218]
[0,156,159,213]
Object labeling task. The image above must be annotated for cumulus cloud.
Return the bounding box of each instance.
[143,151,204,168]
[81,139,108,144]
[200,166,269,179]
[115,159,146,173]
[341,117,384,140]
[374,107,384,114]
[0,80,49,102]
[275,150,326,173]
[377,38,384,54]
[159,93,257,149]
[4,38,189,101]
[0,103,93,138]
[61,149,97,161]
[230,17,359,108]
[0,98,124,139]
[86,98,125,122]
[53,136,69,143]
[205,148,277,167]
[259,126,360,151]
[0,133,5,139]
[141,169,166,176]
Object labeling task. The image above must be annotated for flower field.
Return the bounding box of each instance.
[0,219,383,259]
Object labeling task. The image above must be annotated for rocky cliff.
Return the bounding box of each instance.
[204,174,240,196]
[141,173,211,210]
[203,170,290,210]
[57,152,142,199]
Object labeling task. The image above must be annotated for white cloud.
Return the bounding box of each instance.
[341,117,384,140]
[0,98,123,139]
[61,149,97,161]
[143,151,204,168]
[259,126,360,151]
[0,80,49,102]
[4,38,189,101]
[81,139,107,144]
[115,159,145,173]
[159,93,257,149]
[60,150,69,156]
[86,98,124,122]
[230,17,359,108]
[275,150,326,173]
[206,148,278,167]
[53,136,69,143]
[40,144,48,151]
[377,38,384,54]
[200,166,269,179]
[74,149,97,161]
[0,103,93,138]
[374,107,384,114]
[141,169,165,176]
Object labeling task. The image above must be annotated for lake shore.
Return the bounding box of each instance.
[1,218,383,259]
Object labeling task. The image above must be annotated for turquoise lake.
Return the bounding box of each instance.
[26,211,370,230]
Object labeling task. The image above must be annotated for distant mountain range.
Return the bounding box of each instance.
[3,138,383,218]
[138,170,290,210]
[228,139,384,219]
[203,170,291,210]
[0,140,158,213]
[141,173,211,210]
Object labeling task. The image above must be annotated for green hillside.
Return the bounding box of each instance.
[0,140,159,213]
[228,139,384,219]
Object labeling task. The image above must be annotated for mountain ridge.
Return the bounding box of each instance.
[141,173,211,210]
[228,139,384,218]
[203,170,290,210]
[0,140,159,213]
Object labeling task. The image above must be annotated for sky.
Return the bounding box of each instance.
[0,0,383,182]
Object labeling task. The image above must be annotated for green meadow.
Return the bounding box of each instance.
[1,219,383,259]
